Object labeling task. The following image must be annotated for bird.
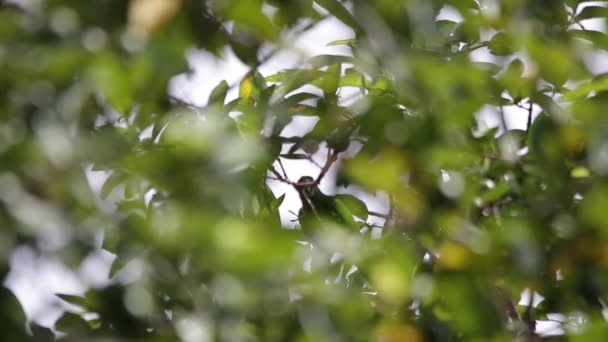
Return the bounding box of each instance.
[293,176,363,234]
[293,176,368,284]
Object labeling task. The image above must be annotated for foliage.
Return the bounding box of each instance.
[2,0,608,340]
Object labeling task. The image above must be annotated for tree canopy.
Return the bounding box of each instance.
[2,0,608,340]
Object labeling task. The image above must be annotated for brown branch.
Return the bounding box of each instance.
[268,166,295,185]
[277,158,289,178]
[369,211,389,219]
[305,153,324,169]
[315,149,339,184]
[169,95,203,111]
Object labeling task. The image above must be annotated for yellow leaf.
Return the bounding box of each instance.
[239,73,253,99]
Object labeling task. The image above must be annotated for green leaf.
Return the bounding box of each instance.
[575,6,608,21]
[307,54,354,68]
[487,31,513,56]
[480,181,512,204]
[437,19,460,37]
[472,61,501,75]
[56,293,88,307]
[0,287,26,327]
[266,69,326,92]
[266,69,327,103]
[527,112,561,162]
[333,196,365,230]
[30,324,54,342]
[327,38,357,47]
[314,0,363,34]
[340,69,367,88]
[563,76,608,101]
[101,172,124,200]
[321,63,341,98]
[109,256,127,279]
[334,193,368,220]
[239,70,267,101]
[571,29,608,49]
[281,92,320,107]
[272,193,286,210]
[55,312,91,334]
[208,80,229,104]
[309,68,367,89]
[87,53,133,113]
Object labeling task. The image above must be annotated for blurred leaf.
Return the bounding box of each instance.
[334,194,368,220]
[327,38,357,46]
[571,29,608,49]
[488,31,513,56]
[56,293,88,307]
[266,69,326,95]
[321,63,341,99]
[0,287,28,339]
[30,324,54,341]
[101,172,125,199]
[307,54,354,68]
[208,79,229,104]
[87,53,133,113]
[55,312,90,335]
[564,76,608,101]
[314,0,362,34]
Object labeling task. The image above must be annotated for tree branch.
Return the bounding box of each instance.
[315,149,339,184]
[369,211,389,219]
[499,106,508,132]
[526,101,533,132]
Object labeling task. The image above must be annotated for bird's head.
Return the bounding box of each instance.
[295,176,317,200]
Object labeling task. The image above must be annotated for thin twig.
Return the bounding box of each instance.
[369,211,389,219]
[277,158,289,178]
[498,106,508,132]
[459,41,488,54]
[305,153,324,169]
[526,101,533,132]
[169,95,203,111]
[577,22,587,31]
[315,149,339,184]
[268,166,295,185]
